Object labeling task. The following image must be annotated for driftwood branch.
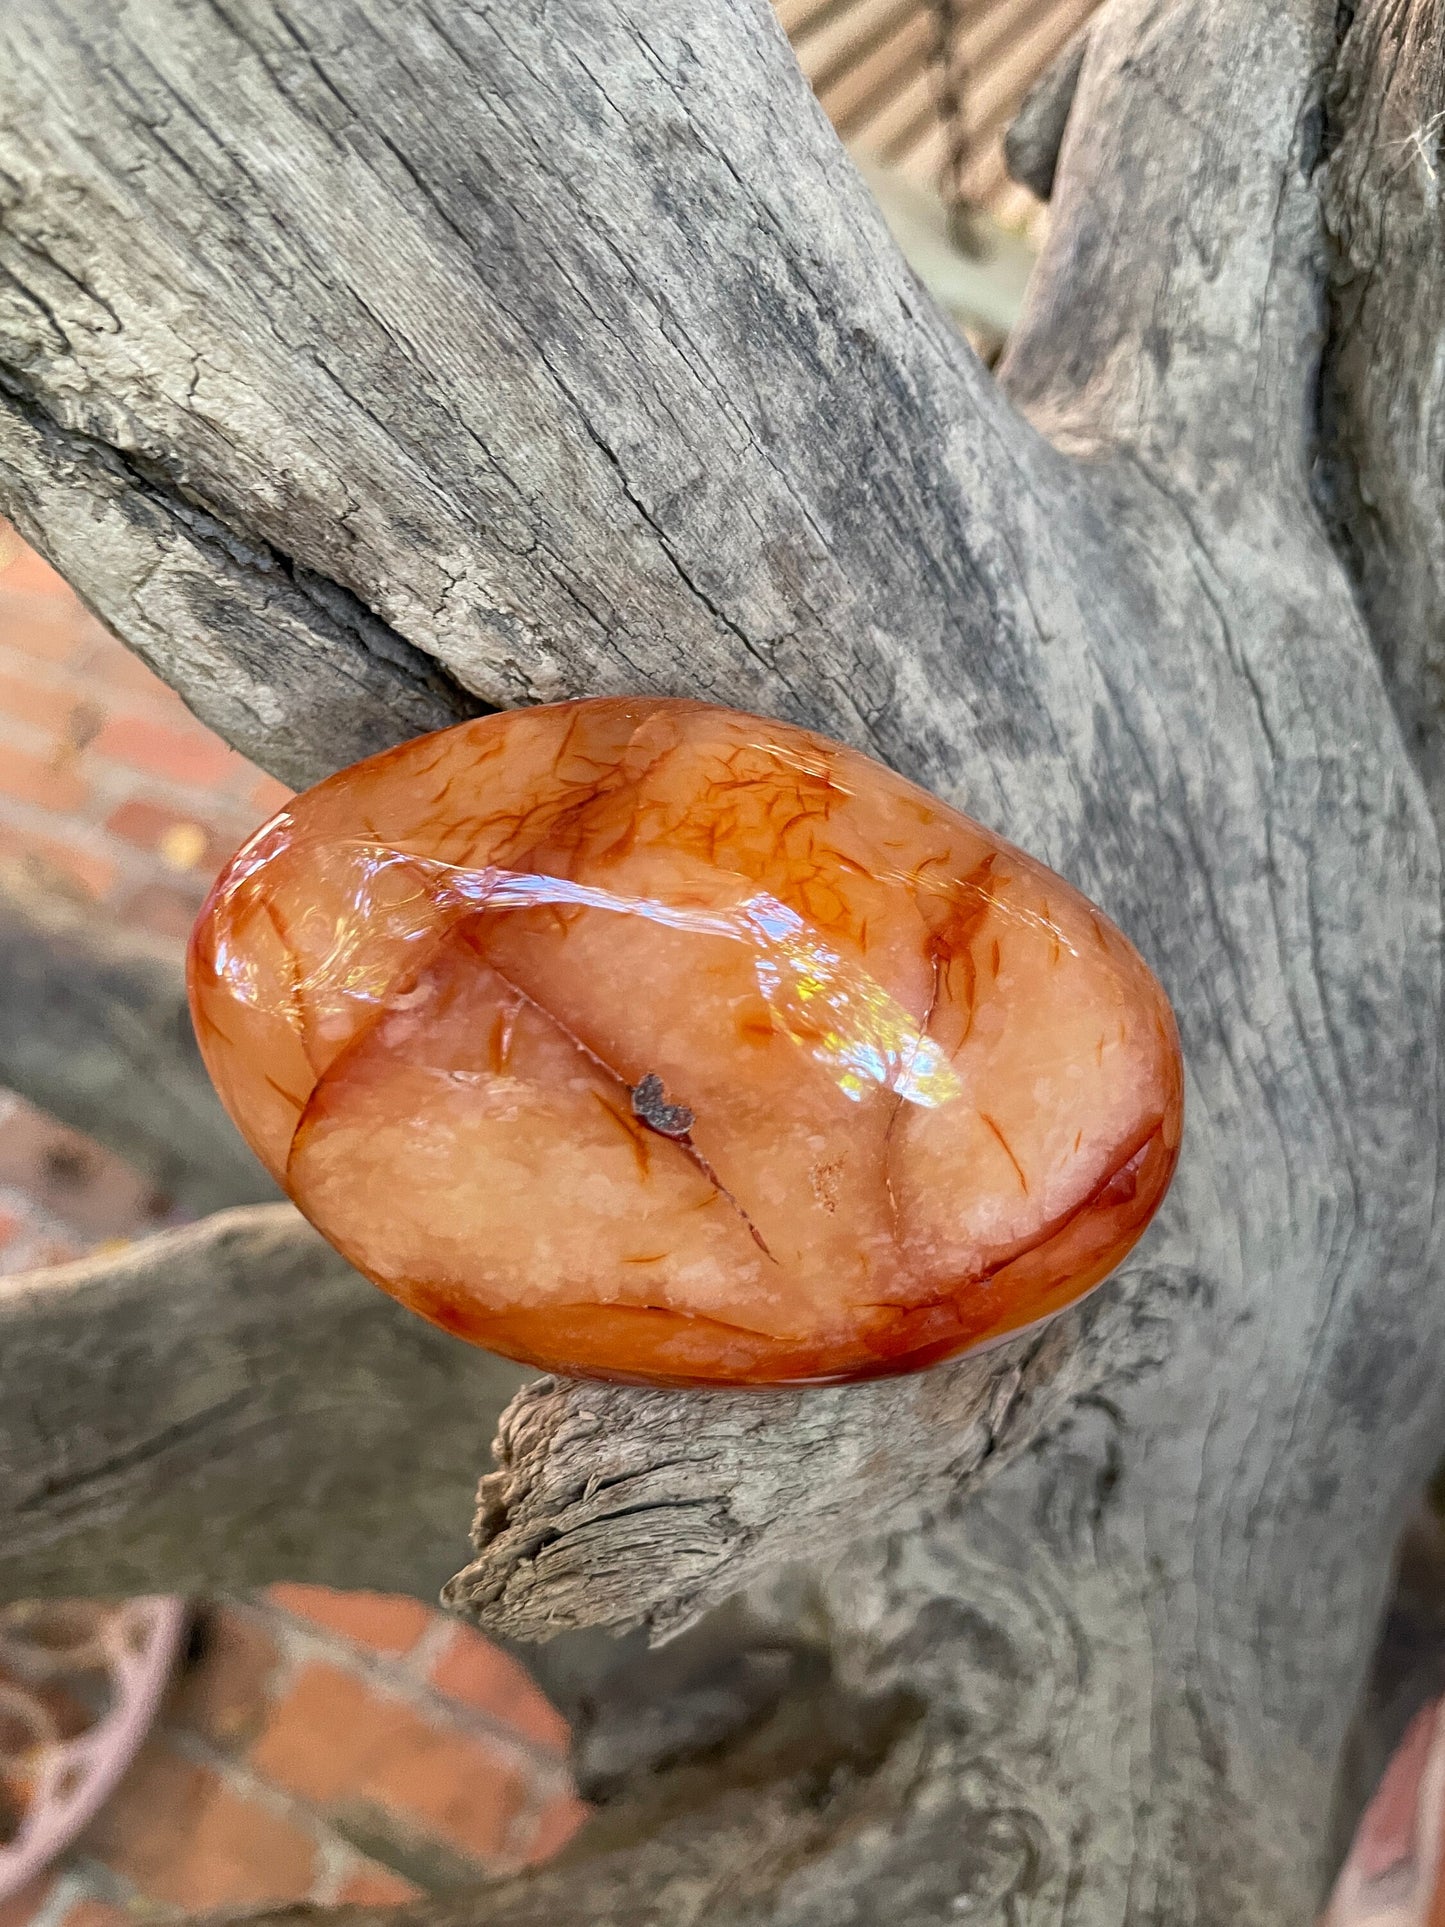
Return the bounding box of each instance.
[0,0,1068,794]
[1001,22,1091,201]
[0,1206,527,1601]
[0,863,274,1213]
[0,0,1441,1920]
[0,385,478,792]
[445,1272,1184,1643]
[1318,0,1445,827]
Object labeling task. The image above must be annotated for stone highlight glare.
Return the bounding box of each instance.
[188,699,1184,1387]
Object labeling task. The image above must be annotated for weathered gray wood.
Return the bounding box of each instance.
[1000,20,1089,201]
[0,0,1064,797]
[0,863,275,1213]
[1317,0,1445,831]
[0,0,1441,1922]
[0,1206,528,1601]
[445,1281,1167,1641]
[0,383,481,792]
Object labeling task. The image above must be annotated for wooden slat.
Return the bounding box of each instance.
[874,0,1094,183]
[814,10,936,134]
[775,0,854,41]
[797,0,921,87]
[779,0,1100,218]
[806,0,1037,166]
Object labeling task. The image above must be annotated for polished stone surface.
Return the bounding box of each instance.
[189,700,1182,1386]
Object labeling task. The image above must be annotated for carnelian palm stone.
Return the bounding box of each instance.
[189,698,1183,1387]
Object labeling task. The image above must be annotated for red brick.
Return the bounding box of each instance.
[0,826,116,900]
[250,773,295,816]
[334,1865,424,1906]
[167,1605,282,1751]
[250,1661,532,1864]
[266,1586,435,1657]
[91,714,240,788]
[0,596,88,665]
[83,1743,319,1911]
[0,1873,55,1927]
[0,1098,163,1237]
[0,669,87,740]
[521,1790,591,1866]
[119,881,206,944]
[249,1662,412,1805]
[103,797,244,876]
[428,1629,570,1754]
[0,544,72,599]
[0,742,88,813]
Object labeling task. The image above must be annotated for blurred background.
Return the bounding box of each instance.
[0,529,587,1924]
[0,2,1105,1920]
[7,6,1445,1921]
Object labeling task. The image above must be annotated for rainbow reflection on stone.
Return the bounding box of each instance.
[188,696,1183,1388]
[214,837,964,1110]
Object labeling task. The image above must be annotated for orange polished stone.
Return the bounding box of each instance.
[188,699,1183,1387]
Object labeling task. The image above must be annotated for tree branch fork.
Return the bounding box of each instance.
[0,0,1442,1920]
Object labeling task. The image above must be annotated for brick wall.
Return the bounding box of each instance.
[0,518,285,1269]
[0,529,288,942]
[2,1589,585,1926]
[0,527,587,1914]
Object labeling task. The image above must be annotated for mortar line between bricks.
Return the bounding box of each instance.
[306,1826,378,1906]
[0,759,256,830]
[0,796,218,920]
[0,768,265,909]
[0,702,254,797]
[159,1682,569,1890]
[0,709,89,762]
[0,716,261,830]
[142,1721,439,1895]
[0,792,124,862]
[67,1745,420,1918]
[153,1723,362,1835]
[0,644,84,695]
[0,789,203,884]
[398,1613,457,1682]
[25,1866,90,1927]
[497,1761,571,1869]
[96,766,266,819]
[55,1856,158,1922]
[243,1600,576,1780]
[0,635,193,721]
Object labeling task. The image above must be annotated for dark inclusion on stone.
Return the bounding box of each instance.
[630,1073,696,1140]
[188,696,1184,1388]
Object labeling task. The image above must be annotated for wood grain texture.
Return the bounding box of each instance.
[0,379,483,792]
[0,1205,528,1601]
[0,0,1441,1920]
[445,1280,1175,1640]
[0,0,1066,795]
[1318,0,1445,831]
